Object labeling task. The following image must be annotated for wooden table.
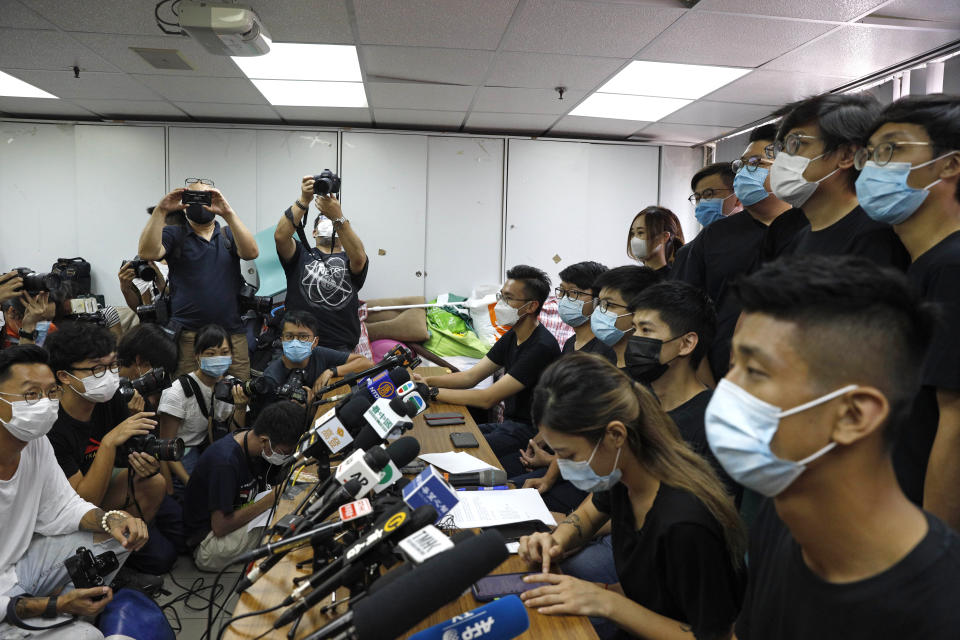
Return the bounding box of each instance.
[224,367,598,640]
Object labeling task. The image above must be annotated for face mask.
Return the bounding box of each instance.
[0,397,59,442]
[557,436,622,492]
[185,203,215,225]
[704,379,857,497]
[200,355,231,378]
[590,307,631,347]
[856,155,951,225]
[557,296,589,328]
[694,198,725,227]
[261,437,292,466]
[624,335,679,384]
[68,370,120,403]
[282,339,314,363]
[770,152,840,208]
[733,166,771,207]
[494,299,529,327]
[630,236,647,260]
[315,217,334,240]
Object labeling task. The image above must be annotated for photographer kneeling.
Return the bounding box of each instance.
[116,323,178,413]
[0,346,148,639]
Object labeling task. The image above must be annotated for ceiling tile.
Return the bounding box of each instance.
[473,86,586,114]
[0,28,119,73]
[366,82,476,111]
[0,96,98,118]
[502,0,685,57]
[486,52,625,90]
[633,121,732,144]
[637,13,834,67]
[5,69,160,100]
[362,46,493,85]
[693,0,887,21]
[373,108,465,128]
[21,0,163,35]
[174,102,281,121]
[131,74,267,104]
[704,69,850,106]
[73,99,188,119]
[874,0,960,22]
[253,0,353,44]
[273,106,370,125]
[548,115,649,138]
[660,100,775,126]
[70,32,244,77]
[355,0,518,49]
[0,1,55,29]
[464,112,556,133]
[763,25,960,77]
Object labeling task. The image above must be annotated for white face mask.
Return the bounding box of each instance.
[630,236,661,262]
[494,299,529,327]
[314,218,334,240]
[68,370,120,403]
[769,152,841,208]
[0,397,60,442]
[261,437,292,466]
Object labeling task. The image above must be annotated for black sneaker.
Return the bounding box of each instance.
[110,567,165,598]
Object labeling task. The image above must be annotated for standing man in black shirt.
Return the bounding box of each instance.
[856,94,960,526]
[275,176,369,352]
[415,265,560,476]
[710,256,960,639]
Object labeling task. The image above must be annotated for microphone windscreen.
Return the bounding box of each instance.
[408,595,529,640]
[340,477,363,499]
[353,425,382,451]
[364,446,390,471]
[388,367,411,387]
[337,394,373,432]
[479,469,509,486]
[385,436,420,467]
[368,529,476,596]
[352,530,509,640]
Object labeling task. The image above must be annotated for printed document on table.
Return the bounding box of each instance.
[446,488,557,528]
[418,451,497,474]
[246,489,274,531]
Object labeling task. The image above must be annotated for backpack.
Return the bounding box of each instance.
[51,257,92,295]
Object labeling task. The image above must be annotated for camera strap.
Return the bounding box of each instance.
[285,206,335,262]
[5,596,73,630]
[179,374,210,420]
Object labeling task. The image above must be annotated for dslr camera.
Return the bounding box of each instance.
[13,267,61,295]
[115,434,185,468]
[65,546,119,595]
[123,258,156,282]
[118,367,172,403]
[277,369,308,405]
[238,283,274,315]
[312,169,341,197]
[217,375,274,402]
[137,294,171,326]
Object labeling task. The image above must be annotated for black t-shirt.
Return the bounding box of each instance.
[561,335,616,364]
[780,206,910,270]
[280,239,369,350]
[667,390,741,502]
[486,324,561,423]
[736,500,960,639]
[896,230,960,504]
[592,483,745,640]
[262,346,351,392]
[182,432,267,545]
[757,207,807,265]
[47,393,131,478]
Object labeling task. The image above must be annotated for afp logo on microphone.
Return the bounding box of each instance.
[442,614,494,640]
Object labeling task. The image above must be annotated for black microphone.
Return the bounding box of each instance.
[301,530,509,640]
[446,469,508,487]
[232,516,360,564]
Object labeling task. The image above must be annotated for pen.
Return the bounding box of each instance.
[456,485,510,491]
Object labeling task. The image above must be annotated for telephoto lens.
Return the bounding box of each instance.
[118,367,171,403]
[14,268,61,294]
[115,434,185,468]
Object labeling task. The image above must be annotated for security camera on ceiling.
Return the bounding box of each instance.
[176,1,271,57]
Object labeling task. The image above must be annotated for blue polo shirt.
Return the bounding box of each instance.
[162,221,244,332]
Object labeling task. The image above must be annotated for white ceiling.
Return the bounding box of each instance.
[1,0,958,146]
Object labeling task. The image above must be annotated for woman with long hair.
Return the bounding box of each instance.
[626,206,684,274]
[519,352,745,640]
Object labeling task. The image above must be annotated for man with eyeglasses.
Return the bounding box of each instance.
[0,345,149,638]
[415,265,560,476]
[139,179,260,380]
[853,94,960,529]
[589,266,662,369]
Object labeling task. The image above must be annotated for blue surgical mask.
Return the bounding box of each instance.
[733,166,771,207]
[557,296,589,327]
[557,436,622,493]
[695,198,725,227]
[704,379,856,497]
[856,156,951,225]
[200,355,231,378]
[282,339,314,363]
[590,307,632,347]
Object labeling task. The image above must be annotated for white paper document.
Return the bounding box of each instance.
[446,488,557,528]
[246,489,274,531]
[418,452,497,474]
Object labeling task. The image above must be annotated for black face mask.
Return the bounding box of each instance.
[186,203,215,224]
[624,335,679,383]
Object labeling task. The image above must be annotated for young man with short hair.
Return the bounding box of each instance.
[589,266,661,369]
[856,94,960,526]
[116,323,178,412]
[183,400,306,571]
[714,256,960,639]
[555,261,614,362]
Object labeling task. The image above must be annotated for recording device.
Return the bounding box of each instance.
[136,294,170,325]
[410,594,530,640]
[450,432,479,448]
[117,367,171,403]
[277,368,308,404]
[312,169,341,196]
[65,546,119,597]
[116,434,185,468]
[13,267,61,295]
[402,466,459,523]
[314,344,420,399]
[300,530,509,640]
[334,446,391,500]
[424,412,465,427]
[396,381,429,415]
[362,396,419,440]
[237,282,274,315]
[122,258,156,282]
[63,311,109,326]
[447,469,508,488]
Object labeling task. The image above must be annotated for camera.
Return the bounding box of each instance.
[137,295,171,325]
[123,258,156,282]
[181,190,212,206]
[118,367,172,403]
[225,375,274,401]
[116,434,185,468]
[13,267,61,295]
[277,369,308,404]
[312,169,341,197]
[64,310,108,326]
[65,546,119,594]
[238,283,274,315]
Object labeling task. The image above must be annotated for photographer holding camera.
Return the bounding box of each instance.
[274,173,368,352]
[117,324,177,413]
[117,258,167,314]
[2,292,53,349]
[138,179,259,379]
[0,345,149,638]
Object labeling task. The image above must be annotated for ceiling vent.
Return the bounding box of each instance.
[130,47,194,70]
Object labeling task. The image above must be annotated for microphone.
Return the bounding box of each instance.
[446,469,509,488]
[360,367,410,401]
[396,381,429,416]
[408,595,529,640]
[402,466,459,522]
[336,394,374,436]
[334,446,391,499]
[295,406,354,460]
[301,529,509,640]
[362,396,419,440]
[371,436,420,496]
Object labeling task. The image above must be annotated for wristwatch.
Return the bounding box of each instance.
[331,217,349,231]
[42,596,58,619]
[329,366,338,378]
[18,328,38,341]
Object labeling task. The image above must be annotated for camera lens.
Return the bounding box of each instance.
[154,437,185,461]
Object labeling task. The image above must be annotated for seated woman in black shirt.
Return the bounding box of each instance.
[519,353,746,640]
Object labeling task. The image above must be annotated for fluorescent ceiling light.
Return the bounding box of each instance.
[571,94,691,122]
[251,79,368,107]
[232,43,362,81]
[598,61,751,100]
[0,71,57,99]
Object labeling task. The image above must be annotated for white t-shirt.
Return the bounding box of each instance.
[157,373,233,447]
[134,261,169,297]
[0,437,96,617]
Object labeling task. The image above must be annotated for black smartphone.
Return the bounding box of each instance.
[450,432,479,448]
[181,190,212,205]
[426,416,465,427]
[487,519,553,542]
[471,572,550,601]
